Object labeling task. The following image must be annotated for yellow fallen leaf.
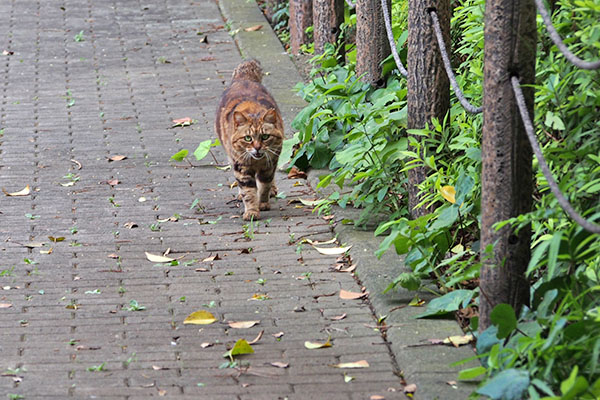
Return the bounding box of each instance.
[228,320,260,329]
[339,289,368,300]
[223,339,254,359]
[440,185,456,204]
[3,185,30,196]
[145,252,174,263]
[313,245,352,255]
[244,24,263,32]
[183,310,217,325]
[330,360,370,368]
[443,334,474,347]
[304,338,332,349]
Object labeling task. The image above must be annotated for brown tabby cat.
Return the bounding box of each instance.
[215,59,284,220]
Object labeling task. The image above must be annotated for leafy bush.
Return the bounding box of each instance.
[285,0,600,396]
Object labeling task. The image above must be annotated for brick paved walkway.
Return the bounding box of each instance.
[0,0,404,398]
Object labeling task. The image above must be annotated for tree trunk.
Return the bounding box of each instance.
[406,0,450,217]
[479,0,536,332]
[355,0,390,85]
[289,0,313,54]
[313,0,345,61]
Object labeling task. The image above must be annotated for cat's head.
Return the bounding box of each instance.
[231,108,282,162]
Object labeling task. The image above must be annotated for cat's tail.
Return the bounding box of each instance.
[231,59,263,83]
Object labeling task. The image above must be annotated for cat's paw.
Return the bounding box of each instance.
[259,202,270,211]
[243,210,260,221]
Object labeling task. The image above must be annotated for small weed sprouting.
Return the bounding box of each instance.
[73,30,84,42]
[86,362,106,372]
[126,300,146,311]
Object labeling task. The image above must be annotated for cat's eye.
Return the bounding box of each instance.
[244,135,252,142]
[260,134,269,141]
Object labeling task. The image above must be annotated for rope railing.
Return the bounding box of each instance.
[534,0,600,70]
[511,76,600,234]
[429,10,482,114]
[381,0,408,76]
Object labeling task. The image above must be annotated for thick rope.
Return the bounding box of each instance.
[430,10,482,114]
[511,76,600,234]
[381,0,408,77]
[535,0,600,70]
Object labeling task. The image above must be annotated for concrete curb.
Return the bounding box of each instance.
[216,1,479,398]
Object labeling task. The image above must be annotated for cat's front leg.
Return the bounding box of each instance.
[257,168,275,211]
[236,174,260,220]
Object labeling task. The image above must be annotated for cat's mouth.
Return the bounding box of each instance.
[248,150,265,160]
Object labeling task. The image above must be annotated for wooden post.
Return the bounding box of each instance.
[289,0,313,55]
[406,0,450,217]
[355,0,390,85]
[479,0,536,331]
[313,0,345,60]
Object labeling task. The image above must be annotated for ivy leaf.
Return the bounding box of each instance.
[489,303,517,339]
[223,339,254,360]
[193,138,220,161]
[476,368,529,400]
[415,289,474,318]
[171,149,189,161]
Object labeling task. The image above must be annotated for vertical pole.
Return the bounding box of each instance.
[313,0,345,61]
[355,0,390,85]
[479,0,536,331]
[289,0,313,55]
[406,0,450,217]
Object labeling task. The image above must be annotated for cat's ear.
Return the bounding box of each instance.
[263,108,277,124]
[233,111,247,127]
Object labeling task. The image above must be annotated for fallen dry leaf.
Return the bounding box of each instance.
[330,313,347,321]
[248,330,264,344]
[270,362,289,368]
[152,365,168,370]
[40,247,53,255]
[107,253,119,259]
[330,360,370,369]
[304,338,332,349]
[272,332,284,339]
[202,254,221,262]
[0,303,13,309]
[228,320,260,329]
[339,289,368,300]
[3,185,30,196]
[145,252,174,263]
[123,222,138,229]
[23,242,45,248]
[244,24,263,31]
[305,238,336,245]
[172,117,194,127]
[370,396,386,400]
[183,310,217,325]
[313,245,352,255]
[338,264,357,273]
[60,182,75,187]
[158,388,167,396]
[108,155,127,162]
[287,166,307,179]
[107,179,119,186]
[70,159,82,169]
[200,342,213,348]
[404,383,417,394]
